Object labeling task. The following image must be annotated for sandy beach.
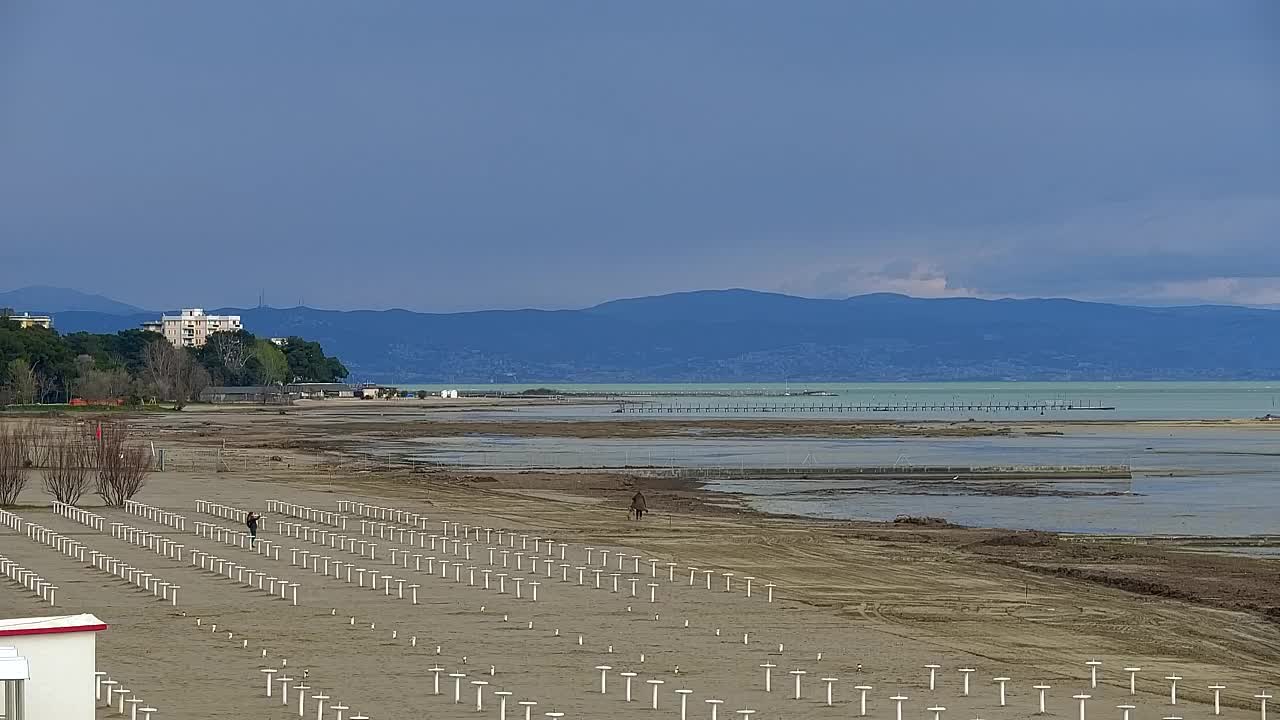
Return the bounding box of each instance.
[1,403,1277,719]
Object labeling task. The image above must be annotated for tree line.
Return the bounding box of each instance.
[0,420,151,507]
[0,312,348,408]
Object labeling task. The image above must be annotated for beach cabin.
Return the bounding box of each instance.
[0,614,107,720]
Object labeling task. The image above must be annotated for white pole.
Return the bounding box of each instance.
[891,695,908,720]
[1086,661,1102,689]
[761,663,775,693]
[1209,685,1226,716]
[1034,684,1051,714]
[1166,676,1182,705]
[855,686,872,717]
[1074,694,1091,720]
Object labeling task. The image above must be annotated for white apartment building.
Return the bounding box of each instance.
[142,308,242,348]
[5,312,53,329]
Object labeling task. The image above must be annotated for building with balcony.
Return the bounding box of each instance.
[3,312,53,329]
[141,308,242,348]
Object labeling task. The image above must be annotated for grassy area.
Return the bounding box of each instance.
[0,403,177,414]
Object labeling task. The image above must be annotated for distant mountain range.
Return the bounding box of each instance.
[6,286,1280,382]
[0,285,146,315]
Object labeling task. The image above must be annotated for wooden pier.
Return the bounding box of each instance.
[615,400,1114,414]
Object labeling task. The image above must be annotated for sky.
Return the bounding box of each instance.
[2,2,1278,312]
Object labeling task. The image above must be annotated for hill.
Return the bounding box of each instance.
[42,289,1280,382]
[0,285,147,315]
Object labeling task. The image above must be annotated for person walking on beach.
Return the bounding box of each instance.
[246,511,260,543]
[630,491,648,520]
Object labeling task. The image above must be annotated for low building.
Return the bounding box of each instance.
[199,383,356,403]
[199,386,288,404]
[141,308,242,348]
[0,646,31,719]
[354,385,399,398]
[0,613,107,720]
[4,312,53,329]
[289,383,356,398]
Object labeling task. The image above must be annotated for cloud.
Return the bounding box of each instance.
[777,190,1280,304]
[1126,277,1280,307]
[781,261,984,300]
[944,191,1280,298]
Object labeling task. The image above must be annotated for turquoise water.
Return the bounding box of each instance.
[708,473,1280,537]
[387,424,1280,537]
[383,382,1280,537]
[402,381,1280,421]
[397,428,1279,472]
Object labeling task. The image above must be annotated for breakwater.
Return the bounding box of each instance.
[615,401,1114,414]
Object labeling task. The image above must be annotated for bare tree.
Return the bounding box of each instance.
[35,368,60,404]
[140,340,177,401]
[181,360,211,409]
[5,358,37,405]
[0,424,31,506]
[21,420,51,469]
[41,428,92,504]
[203,331,252,379]
[140,340,209,409]
[92,421,152,507]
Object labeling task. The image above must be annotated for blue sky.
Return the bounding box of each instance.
[2,2,1277,311]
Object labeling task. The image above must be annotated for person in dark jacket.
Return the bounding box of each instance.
[246,512,260,543]
[630,492,648,520]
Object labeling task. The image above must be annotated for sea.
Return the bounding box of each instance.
[400,381,1280,421]
[391,382,1280,541]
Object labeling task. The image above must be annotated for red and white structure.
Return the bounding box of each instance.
[0,614,107,720]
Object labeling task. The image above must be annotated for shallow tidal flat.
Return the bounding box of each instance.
[383,421,1280,539]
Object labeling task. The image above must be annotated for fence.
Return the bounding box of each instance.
[5,442,165,471]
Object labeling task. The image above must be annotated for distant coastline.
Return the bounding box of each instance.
[33,288,1280,383]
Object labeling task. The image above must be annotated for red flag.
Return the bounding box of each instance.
[95,423,101,441]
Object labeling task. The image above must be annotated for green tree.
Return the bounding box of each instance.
[0,319,343,400]
[0,323,74,401]
[71,355,132,402]
[197,330,257,385]
[253,340,289,384]
[64,329,163,375]
[282,337,349,382]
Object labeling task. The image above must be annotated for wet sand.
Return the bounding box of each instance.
[3,466,1276,720]
[181,399,1280,441]
[126,403,1280,615]
[1,406,1277,719]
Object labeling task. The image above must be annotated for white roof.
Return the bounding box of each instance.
[0,614,107,637]
[0,655,28,680]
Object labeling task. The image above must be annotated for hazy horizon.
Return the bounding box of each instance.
[3,3,1277,312]
[6,283,1280,315]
